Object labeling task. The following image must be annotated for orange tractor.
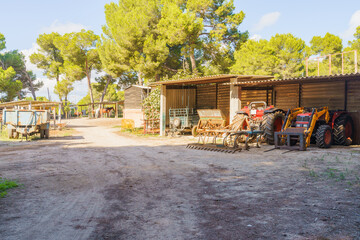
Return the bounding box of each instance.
[274,107,353,150]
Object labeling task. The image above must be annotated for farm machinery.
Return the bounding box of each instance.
[274,107,353,150]
[1,109,51,140]
[167,107,199,136]
[187,101,286,153]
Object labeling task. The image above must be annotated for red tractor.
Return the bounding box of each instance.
[236,101,285,144]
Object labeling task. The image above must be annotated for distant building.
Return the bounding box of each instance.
[123,85,151,127]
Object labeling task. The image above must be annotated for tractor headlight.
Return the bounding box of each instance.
[296,124,301,127]
[303,124,308,128]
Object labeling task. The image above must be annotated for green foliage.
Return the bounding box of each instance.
[232,33,305,78]
[54,79,74,101]
[1,50,43,99]
[30,33,64,82]
[0,67,22,101]
[55,30,100,103]
[101,0,247,82]
[0,177,18,198]
[310,33,343,55]
[0,32,5,51]
[142,87,160,119]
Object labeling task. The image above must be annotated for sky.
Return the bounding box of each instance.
[0,0,360,103]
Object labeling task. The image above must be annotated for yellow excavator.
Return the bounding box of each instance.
[274,107,353,151]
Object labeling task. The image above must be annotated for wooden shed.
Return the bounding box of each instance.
[123,85,151,127]
[153,73,360,144]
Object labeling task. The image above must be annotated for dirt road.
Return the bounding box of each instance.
[1,118,359,240]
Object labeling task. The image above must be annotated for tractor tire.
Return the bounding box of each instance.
[316,125,332,148]
[333,114,353,146]
[263,111,285,145]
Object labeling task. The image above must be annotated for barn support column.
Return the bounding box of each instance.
[229,78,241,123]
[160,85,167,136]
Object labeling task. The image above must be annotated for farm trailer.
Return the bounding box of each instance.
[2,109,51,139]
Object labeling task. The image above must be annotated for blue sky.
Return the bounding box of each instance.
[1,0,360,102]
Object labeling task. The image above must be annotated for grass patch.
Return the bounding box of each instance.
[119,128,160,137]
[0,178,19,197]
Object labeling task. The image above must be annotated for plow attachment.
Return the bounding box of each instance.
[186,143,242,154]
[187,129,264,153]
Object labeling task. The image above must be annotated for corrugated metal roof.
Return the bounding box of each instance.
[221,73,360,86]
[151,74,273,86]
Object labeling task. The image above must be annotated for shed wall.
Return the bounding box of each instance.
[124,87,143,109]
[347,81,360,112]
[240,89,272,108]
[274,84,299,110]
[166,88,196,124]
[301,82,345,110]
[196,84,217,109]
[217,84,230,124]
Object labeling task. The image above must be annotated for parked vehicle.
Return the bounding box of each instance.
[2,109,50,139]
[236,101,285,144]
[274,107,353,150]
[168,107,199,136]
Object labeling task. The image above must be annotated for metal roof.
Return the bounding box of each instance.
[124,85,151,90]
[221,73,360,86]
[150,74,273,86]
[0,100,61,108]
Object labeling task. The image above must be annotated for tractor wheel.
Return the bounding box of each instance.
[316,125,332,148]
[191,126,198,137]
[333,114,353,146]
[263,111,285,145]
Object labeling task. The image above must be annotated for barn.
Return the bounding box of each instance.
[153,73,360,144]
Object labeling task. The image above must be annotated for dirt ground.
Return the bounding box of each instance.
[0,118,359,240]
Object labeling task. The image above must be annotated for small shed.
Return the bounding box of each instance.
[124,85,151,127]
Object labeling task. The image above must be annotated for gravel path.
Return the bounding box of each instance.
[0,118,359,240]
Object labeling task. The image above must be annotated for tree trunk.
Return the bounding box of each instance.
[189,47,198,75]
[100,75,111,103]
[23,70,37,100]
[137,72,143,85]
[86,58,95,104]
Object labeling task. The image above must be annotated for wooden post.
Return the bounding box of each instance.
[305,57,308,77]
[229,78,240,124]
[342,53,344,74]
[58,103,62,124]
[53,107,56,129]
[160,85,167,136]
[115,102,118,118]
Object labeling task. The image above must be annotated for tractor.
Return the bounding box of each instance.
[274,107,354,150]
[236,101,285,144]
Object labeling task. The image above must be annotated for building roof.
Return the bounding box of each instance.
[222,73,360,86]
[124,85,151,90]
[151,74,274,86]
[0,100,61,109]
